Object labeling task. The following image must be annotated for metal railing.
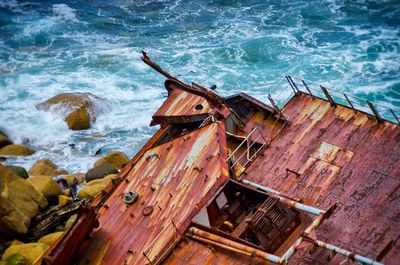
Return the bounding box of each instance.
[267,75,399,124]
[226,127,269,177]
[143,220,182,264]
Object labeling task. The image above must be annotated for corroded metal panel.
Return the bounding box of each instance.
[152,86,213,125]
[79,122,229,265]
[244,93,400,264]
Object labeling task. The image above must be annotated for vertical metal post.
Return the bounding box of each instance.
[389,109,400,125]
[320,86,336,107]
[367,101,382,123]
[268,94,281,113]
[285,76,298,94]
[287,76,300,93]
[343,93,357,114]
[302,80,313,96]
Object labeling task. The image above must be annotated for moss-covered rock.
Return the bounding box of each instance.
[78,174,116,200]
[0,131,13,149]
[64,173,85,184]
[27,175,62,198]
[0,145,35,156]
[4,253,30,265]
[0,165,47,235]
[28,159,68,177]
[85,163,118,182]
[36,92,105,131]
[37,231,64,246]
[93,151,129,170]
[58,195,73,207]
[7,166,28,179]
[1,243,49,264]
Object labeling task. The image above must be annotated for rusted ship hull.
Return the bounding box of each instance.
[41,53,399,265]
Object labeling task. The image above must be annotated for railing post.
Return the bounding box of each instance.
[320,86,336,107]
[285,76,298,94]
[367,101,383,123]
[301,80,313,96]
[343,93,357,114]
[287,76,300,94]
[389,109,400,125]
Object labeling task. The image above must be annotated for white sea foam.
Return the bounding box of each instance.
[52,4,78,22]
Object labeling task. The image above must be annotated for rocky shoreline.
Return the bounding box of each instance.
[0,93,128,265]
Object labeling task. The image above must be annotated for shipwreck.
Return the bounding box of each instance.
[41,52,399,265]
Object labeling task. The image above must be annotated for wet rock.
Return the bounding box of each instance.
[65,107,91,130]
[27,175,62,198]
[85,163,118,182]
[58,195,73,207]
[0,131,13,148]
[28,159,68,177]
[37,231,63,246]
[0,145,35,156]
[7,166,28,179]
[93,151,129,170]
[78,174,116,200]
[0,165,47,235]
[64,214,77,230]
[4,253,30,265]
[63,173,85,184]
[1,243,49,264]
[36,92,105,131]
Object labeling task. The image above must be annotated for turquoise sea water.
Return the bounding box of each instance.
[0,0,399,172]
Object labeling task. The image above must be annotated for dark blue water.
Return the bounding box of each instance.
[0,0,399,172]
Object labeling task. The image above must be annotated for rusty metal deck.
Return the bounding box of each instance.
[243,93,400,264]
[78,122,229,265]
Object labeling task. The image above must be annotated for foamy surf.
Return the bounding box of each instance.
[0,0,399,173]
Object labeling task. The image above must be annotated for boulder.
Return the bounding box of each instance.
[58,195,73,207]
[0,145,35,156]
[85,163,118,182]
[78,174,116,200]
[27,175,62,198]
[4,253,30,265]
[93,151,129,170]
[63,173,85,184]
[0,131,12,148]
[38,231,63,246]
[64,214,77,229]
[7,166,28,179]
[36,92,105,131]
[28,159,68,177]
[65,107,90,130]
[1,243,49,264]
[0,165,47,235]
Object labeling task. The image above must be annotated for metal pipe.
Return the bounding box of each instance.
[188,227,282,263]
[188,234,253,257]
[302,237,383,265]
[241,179,324,215]
[281,213,325,261]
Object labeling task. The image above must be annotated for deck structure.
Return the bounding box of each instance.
[42,53,399,265]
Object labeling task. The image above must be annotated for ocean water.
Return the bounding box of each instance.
[0,0,399,173]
